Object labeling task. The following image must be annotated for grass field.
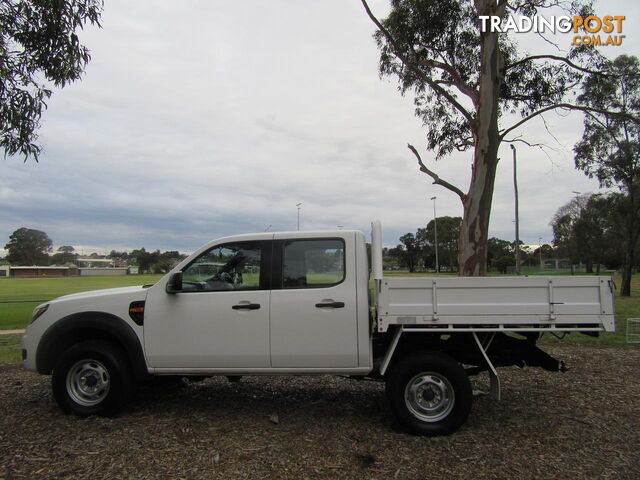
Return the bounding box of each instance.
[0,275,162,330]
[0,335,22,363]
[0,271,638,364]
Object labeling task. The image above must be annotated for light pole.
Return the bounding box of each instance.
[296,203,302,231]
[538,236,543,270]
[510,144,520,275]
[431,196,439,273]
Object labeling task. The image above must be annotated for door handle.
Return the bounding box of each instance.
[232,303,261,310]
[315,301,345,309]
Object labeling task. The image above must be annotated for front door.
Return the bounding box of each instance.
[144,240,271,369]
[269,234,359,368]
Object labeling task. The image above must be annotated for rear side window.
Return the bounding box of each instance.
[282,239,345,289]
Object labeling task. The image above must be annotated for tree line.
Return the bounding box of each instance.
[2,227,187,274]
[551,192,639,296]
[389,190,640,293]
[384,216,553,275]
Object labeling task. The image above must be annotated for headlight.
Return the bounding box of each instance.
[31,304,49,323]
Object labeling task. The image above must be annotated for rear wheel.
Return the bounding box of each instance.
[386,352,472,436]
[52,340,133,417]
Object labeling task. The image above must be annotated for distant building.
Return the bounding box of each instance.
[8,266,70,277]
[76,257,115,268]
[79,267,128,276]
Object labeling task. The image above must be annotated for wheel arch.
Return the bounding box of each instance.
[36,312,149,381]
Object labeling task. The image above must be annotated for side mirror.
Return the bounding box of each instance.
[166,271,183,294]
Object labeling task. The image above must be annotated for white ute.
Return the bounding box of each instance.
[22,221,615,436]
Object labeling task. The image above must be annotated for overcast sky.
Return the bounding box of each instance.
[1,0,639,255]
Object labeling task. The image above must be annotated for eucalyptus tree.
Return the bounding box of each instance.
[360,0,634,275]
[574,55,640,296]
[1,0,103,160]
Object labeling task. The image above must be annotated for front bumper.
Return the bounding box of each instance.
[21,333,37,372]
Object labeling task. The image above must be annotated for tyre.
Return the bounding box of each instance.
[385,352,472,436]
[52,340,133,417]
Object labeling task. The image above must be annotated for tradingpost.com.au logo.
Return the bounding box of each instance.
[479,15,625,46]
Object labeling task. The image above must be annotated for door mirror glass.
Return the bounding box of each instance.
[166,271,183,294]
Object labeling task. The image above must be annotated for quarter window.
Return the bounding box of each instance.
[282,239,345,288]
[182,242,262,292]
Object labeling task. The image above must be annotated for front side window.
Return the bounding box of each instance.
[282,239,345,288]
[182,242,262,292]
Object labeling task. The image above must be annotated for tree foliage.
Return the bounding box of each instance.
[385,217,462,272]
[4,227,52,265]
[551,193,630,275]
[574,54,640,295]
[51,245,77,265]
[0,0,103,160]
[360,0,629,276]
[416,216,462,272]
[370,0,597,159]
[487,237,512,272]
[127,248,187,274]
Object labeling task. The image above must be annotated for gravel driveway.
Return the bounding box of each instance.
[1,345,639,479]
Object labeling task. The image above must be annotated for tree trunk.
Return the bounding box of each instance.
[458,0,502,276]
[620,252,633,297]
[620,224,636,296]
[620,196,639,296]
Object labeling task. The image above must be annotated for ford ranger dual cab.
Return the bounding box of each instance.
[21,221,615,436]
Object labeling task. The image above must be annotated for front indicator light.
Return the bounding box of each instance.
[129,301,145,326]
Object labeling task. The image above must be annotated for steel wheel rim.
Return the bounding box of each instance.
[404,372,455,422]
[66,359,110,407]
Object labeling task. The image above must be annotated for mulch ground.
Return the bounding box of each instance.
[1,345,639,479]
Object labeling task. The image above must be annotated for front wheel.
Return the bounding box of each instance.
[52,340,133,417]
[385,352,472,436]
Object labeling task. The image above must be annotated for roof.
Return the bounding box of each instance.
[10,266,70,270]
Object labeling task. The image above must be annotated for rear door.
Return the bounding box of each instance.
[269,233,359,368]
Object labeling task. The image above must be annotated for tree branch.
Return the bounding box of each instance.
[414,55,479,105]
[408,144,466,201]
[360,0,475,123]
[506,54,608,76]
[500,103,640,140]
[503,136,557,150]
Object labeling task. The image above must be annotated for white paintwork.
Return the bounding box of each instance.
[377,276,615,333]
[22,286,148,372]
[270,231,359,368]
[371,220,383,281]
[354,230,373,368]
[144,287,271,369]
[22,222,615,378]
